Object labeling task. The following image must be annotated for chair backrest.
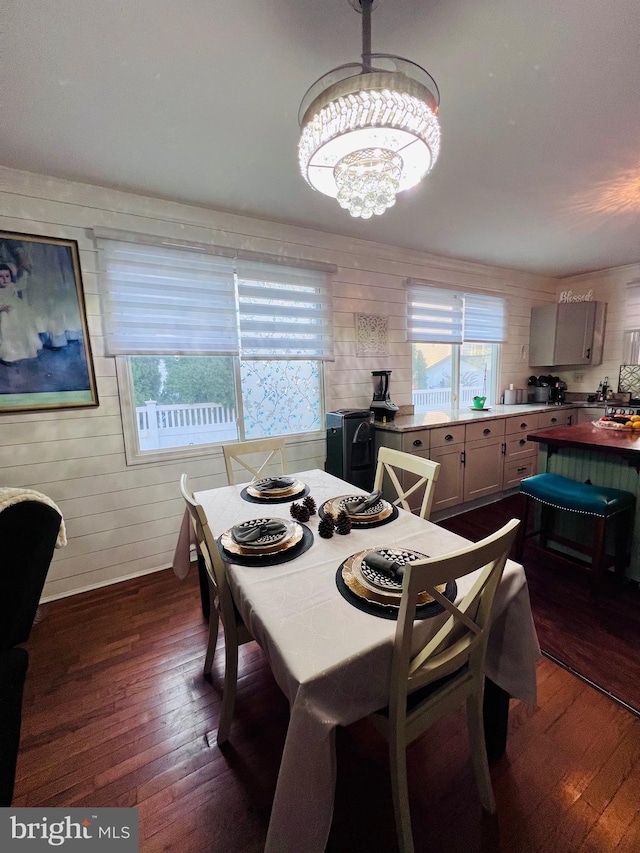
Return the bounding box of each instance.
[222,437,287,486]
[179,474,235,624]
[0,501,61,651]
[373,446,441,519]
[388,518,520,719]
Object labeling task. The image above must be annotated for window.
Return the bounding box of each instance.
[407,282,505,412]
[97,235,333,462]
[623,283,640,364]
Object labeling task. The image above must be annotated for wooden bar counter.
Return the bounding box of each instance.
[526,422,640,582]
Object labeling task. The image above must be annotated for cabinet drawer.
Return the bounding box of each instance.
[505,435,538,460]
[505,415,539,435]
[504,456,538,489]
[537,409,572,429]
[401,430,430,453]
[430,424,465,449]
[465,418,505,443]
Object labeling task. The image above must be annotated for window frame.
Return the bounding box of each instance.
[407,282,506,411]
[411,341,501,410]
[97,232,334,465]
[117,356,327,466]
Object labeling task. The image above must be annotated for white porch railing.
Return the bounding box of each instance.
[412,385,486,411]
[136,401,238,450]
[136,388,488,450]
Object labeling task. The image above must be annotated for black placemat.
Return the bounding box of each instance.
[241,483,310,504]
[336,562,457,620]
[319,500,399,529]
[217,523,313,566]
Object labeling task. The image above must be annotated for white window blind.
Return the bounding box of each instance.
[97,239,238,356]
[406,282,505,344]
[463,292,506,342]
[236,260,333,360]
[624,283,640,330]
[406,282,463,344]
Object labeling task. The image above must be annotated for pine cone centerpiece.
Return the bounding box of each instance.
[296,504,311,523]
[289,502,301,519]
[335,510,352,535]
[303,495,317,516]
[318,515,335,538]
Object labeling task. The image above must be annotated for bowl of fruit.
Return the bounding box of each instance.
[596,414,640,430]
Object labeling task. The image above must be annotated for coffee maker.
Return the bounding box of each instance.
[370,370,399,421]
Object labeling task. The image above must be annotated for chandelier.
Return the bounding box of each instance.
[298,0,441,220]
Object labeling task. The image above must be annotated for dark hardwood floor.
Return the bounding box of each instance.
[439,494,640,715]
[14,500,640,852]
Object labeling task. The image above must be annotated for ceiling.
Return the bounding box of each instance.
[2,0,639,278]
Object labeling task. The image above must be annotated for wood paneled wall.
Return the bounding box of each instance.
[0,165,626,600]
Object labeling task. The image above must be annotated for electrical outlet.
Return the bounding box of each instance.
[573,372,584,382]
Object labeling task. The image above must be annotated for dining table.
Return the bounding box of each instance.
[175,468,540,853]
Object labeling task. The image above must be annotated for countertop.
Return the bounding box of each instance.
[527,422,640,460]
[374,403,579,433]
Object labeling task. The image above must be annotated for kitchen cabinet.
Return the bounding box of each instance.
[529,302,606,366]
[373,428,432,513]
[429,426,465,513]
[536,408,574,429]
[463,420,506,502]
[577,406,604,424]
[503,416,539,489]
[375,407,578,517]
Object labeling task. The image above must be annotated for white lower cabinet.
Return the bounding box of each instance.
[463,419,506,502]
[429,425,465,513]
[463,436,506,501]
[375,408,576,516]
[537,409,574,429]
[430,442,465,512]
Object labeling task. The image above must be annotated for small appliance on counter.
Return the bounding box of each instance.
[370,369,399,422]
[325,409,375,491]
[527,375,566,404]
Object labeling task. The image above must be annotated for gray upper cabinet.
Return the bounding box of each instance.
[529,301,606,366]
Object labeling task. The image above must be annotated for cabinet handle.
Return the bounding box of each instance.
[519,439,526,446]
[483,428,491,436]
[445,434,454,442]
[412,439,423,447]
[551,417,557,424]
[520,422,527,430]
[461,450,466,465]
[517,466,527,473]
[501,442,506,455]
[586,347,591,360]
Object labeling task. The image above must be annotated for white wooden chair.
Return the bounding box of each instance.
[367,518,520,853]
[373,446,441,519]
[222,437,287,486]
[179,474,254,744]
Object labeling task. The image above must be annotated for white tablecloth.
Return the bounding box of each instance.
[192,469,540,853]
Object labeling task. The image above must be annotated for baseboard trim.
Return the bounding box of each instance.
[541,649,640,719]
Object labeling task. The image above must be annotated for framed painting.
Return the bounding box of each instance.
[0,231,98,412]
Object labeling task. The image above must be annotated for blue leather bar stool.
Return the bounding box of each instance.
[515,473,635,594]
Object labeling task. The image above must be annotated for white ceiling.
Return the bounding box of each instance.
[2,0,639,277]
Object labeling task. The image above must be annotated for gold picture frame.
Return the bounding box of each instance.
[0,231,98,412]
